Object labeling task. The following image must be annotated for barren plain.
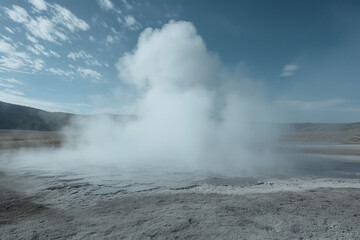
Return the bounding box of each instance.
[1,125,360,239]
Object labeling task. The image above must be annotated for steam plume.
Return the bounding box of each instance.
[6,21,281,176]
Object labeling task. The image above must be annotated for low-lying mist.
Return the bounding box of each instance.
[5,21,284,177]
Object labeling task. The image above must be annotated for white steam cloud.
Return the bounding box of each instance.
[5,21,281,176]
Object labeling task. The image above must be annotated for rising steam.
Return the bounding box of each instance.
[5,21,282,176]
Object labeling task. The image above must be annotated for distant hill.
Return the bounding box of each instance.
[283,122,360,143]
[290,122,360,133]
[0,101,73,131]
[0,101,137,131]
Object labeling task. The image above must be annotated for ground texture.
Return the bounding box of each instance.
[1,172,360,240]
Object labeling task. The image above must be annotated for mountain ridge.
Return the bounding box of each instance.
[0,101,73,131]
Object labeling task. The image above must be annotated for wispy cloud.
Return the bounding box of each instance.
[97,0,114,11]
[67,50,101,66]
[26,16,65,42]
[48,67,74,77]
[0,77,23,85]
[31,58,44,70]
[0,75,88,113]
[5,2,89,44]
[26,33,38,43]
[5,27,14,34]
[0,38,44,72]
[27,43,60,57]
[2,88,24,96]
[51,4,89,32]
[28,0,47,12]
[97,0,121,13]
[123,15,141,31]
[106,35,114,43]
[0,78,23,97]
[105,27,121,45]
[5,5,29,23]
[0,35,12,42]
[121,0,132,10]
[0,83,15,88]
[77,67,102,81]
[0,56,25,70]
[0,39,16,53]
[280,64,298,77]
[0,90,79,113]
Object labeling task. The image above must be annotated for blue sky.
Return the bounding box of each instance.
[0,0,360,122]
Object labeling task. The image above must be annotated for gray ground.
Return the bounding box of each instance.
[1,129,360,239]
[1,172,360,240]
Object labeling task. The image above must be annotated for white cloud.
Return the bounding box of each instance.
[49,50,60,58]
[111,27,118,34]
[123,15,141,31]
[280,71,293,77]
[67,50,89,60]
[5,27,14,34]
[125,15,135,25]
[5,3,89,44]
[85,59,100,66]
[0,77,24,94]
[26,16,67,42]
[67,50,101,66]
[32,59,44,70]
[48,67,74,77]
[0,56,25,70]
[26,33,38,43]
[106,35,114,43]
[27,43,60,57]
[89,35,95,42]
[0,83,15,88]
[0,77,86,113]
[0,90,70,112]
[51,4,89,32]
[284,64,298,71]
[0,39,44,71]
[0,40,16,53]
[27,46,41,55]
[77,67,102,80]
[280,64,298,77]
[3,88,24,96]
[5,5,29,23]
[0,35,12,42]
[121,0,132,10]
[28,0,47,11]
[97,0,114,11]
[2,78,23,85]
[106,28,121,44]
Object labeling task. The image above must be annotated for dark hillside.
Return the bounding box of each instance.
[0,101,73,131]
